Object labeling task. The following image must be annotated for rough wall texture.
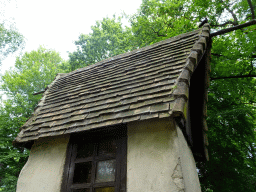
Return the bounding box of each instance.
[16,135,70,192]
[177,126,201,192]
[172,158,185,192]
[127,118,201,192]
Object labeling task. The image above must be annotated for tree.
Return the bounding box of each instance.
[0,97,30,192]
[69,16,133,71]
[0,47,68,191]
[128,0,256,191]
[0,23,24,67]
[0,0,24,67]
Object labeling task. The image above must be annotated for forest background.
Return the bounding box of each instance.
[0,0,256,191]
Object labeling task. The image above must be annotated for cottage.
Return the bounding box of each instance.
[14,23,211,192]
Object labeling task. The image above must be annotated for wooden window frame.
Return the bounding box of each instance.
[61,125,127,192]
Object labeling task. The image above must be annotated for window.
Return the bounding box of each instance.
[62,126,127,192]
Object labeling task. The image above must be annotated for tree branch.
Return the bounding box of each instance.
[211,74,256,80]
[247,0,255,19]
[249,59,253,75]
[211,19,256,37]
[220,0,238,25]
[151,27,167,37]
[33,90,45,95]
[212,53,256,59]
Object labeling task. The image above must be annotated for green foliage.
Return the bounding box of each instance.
[198,79,256,191]
[0,23,24,66]
[0,47,67,191]
[198,31,256,191]
[2,46,68,99]
[69,16,133,71]
[0,99,29,192]
[129,0,198,47]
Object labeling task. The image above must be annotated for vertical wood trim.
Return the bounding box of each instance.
[115,138,122,192]
[61,140,74,192]
[120,134,127,192]
[67,144,78,192]
[202,39,212,161]
[91,143,97,192]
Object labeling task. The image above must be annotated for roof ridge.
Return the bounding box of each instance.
[63,28,202,76]
[169,23,210,119]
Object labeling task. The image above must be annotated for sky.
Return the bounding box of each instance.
[0,0,142,73]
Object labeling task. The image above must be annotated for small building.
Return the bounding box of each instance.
[14,23,211,192]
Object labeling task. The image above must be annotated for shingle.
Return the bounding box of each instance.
[172,82,189,99]
[30,125,40,131]
[171,97,188,119]
[96,119,123,127]
[122,115,140,123]
[87,111,101,119]
[130,98,163,109]
[159,112,171,118]
[150,103,170,113]
[197,37,207,49]
[184,60,195,74]
[191,43,204,55]
[134,106,151,115]
[140,113,158,120]
[116,110,136,118]
[69,114,87,122]
[23,131,38,137]
[188,51,198,65]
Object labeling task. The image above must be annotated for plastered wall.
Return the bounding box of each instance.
[16,117,201,192]
[177,126,201,192]
[16,135,70,192]
[127,118,201,192]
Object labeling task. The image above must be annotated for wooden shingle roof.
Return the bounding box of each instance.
[14,24,210,149]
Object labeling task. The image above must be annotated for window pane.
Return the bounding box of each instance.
[77,143,94,158]
[72,189,90,192]
[73,162,92,184]
[95,160,116,183]
[94,187,115,192]
[98,140,116,157]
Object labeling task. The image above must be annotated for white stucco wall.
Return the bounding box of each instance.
[17,118,201,192]
[177,125,201,192]
[127,118,201,192]
[16,134,70,192]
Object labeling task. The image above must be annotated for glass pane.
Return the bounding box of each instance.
[96,160,116,183]
[73,162,92,184]
[72,189,90,192]
[94,187,115,192]
[77,143,94,158]
[98,140,116,157]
